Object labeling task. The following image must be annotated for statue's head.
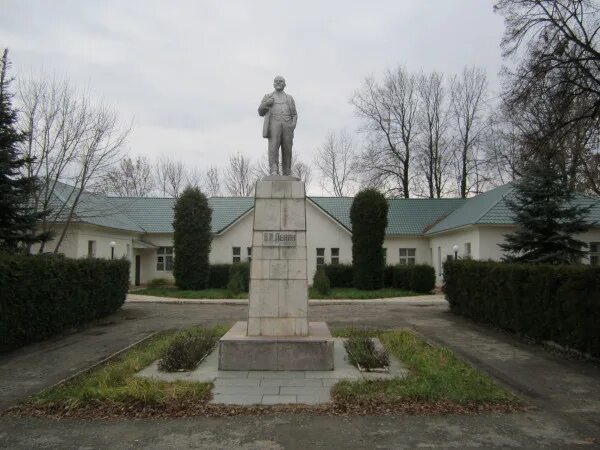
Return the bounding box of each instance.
[273,76,286,92]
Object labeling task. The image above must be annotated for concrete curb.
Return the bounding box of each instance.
[126,294,447,306]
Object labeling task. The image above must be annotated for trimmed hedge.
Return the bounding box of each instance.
[208,264,232,288]
[0,254,129,352]
[388,264,435,293]
[444,259,600,358]
[323,263,353,288]
[318,263,434,293]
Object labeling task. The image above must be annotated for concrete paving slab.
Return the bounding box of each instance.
[135,337,407,405]
[261,395,297,405]
[210,394,262,405]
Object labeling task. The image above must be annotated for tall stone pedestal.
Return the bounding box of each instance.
[218,175,334,371]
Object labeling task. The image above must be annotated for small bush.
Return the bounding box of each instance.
[313,268,331,295]
[408,264,435,293]
[227,262,249,295]
[444,259,600,358]
[323,263,353,288]
[344,336,390,370]
[148,278,172,288]
[383,265,395,287]
[388,264,435,293]
[208,264,230,288]
[159,333,218,372]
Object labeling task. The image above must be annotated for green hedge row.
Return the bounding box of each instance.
[207,263,250,291]
[444,259,600,358]
[320,263,435,293]
[0,254,129,353]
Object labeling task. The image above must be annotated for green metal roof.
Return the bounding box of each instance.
[426,183,600,234]
[48,182,600,237]
[108,197,254,233]
[309,197,466,235]
[49,182,144,232]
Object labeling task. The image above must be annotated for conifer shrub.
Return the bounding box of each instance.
[350,189,388,290]
[0,254,129,352]
[444,259,600,357]
[313,267,331,295]
[173,187,212,290]
[227,262,249,295]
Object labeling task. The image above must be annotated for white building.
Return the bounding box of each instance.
[33,182,600,286]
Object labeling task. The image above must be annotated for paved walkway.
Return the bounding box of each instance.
[137,339,407,405]
[1,302,600,448]
[126,292,446,305]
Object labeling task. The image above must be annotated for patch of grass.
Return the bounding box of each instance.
[159,331,220,372]
[344,336,390,370]
[133,287,248,299]
[30,325,228,407]
[332,330,518,406]
[134,287,426,300]
[309,287,422,299]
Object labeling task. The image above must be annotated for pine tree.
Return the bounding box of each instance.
[173,186,212,289]
[500,152,591,264]
[350,188,388,289]
[0,49,49,253]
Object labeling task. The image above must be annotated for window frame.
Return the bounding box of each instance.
[156,246,174,271]
[316,247,325,267]
[232,246,241,263]
[331,248,340,265]
[399,248,416,265]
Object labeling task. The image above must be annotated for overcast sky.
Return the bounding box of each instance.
[1,0,506,194]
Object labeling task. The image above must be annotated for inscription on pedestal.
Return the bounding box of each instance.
[263,231,297,247]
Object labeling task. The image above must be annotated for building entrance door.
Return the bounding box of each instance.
[135,255,141,286]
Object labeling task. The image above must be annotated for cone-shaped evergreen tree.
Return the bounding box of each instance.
[173,186,212,289]
[500,152,591,264]
[0,49,49,253]
[350,188,388,289]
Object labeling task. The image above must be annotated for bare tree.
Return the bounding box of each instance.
[450,66,490,197]
[495,0,600,128]
[93,155,154,197]
[314,129,357,196]
[203,166,222,197]
[224,152,254,196]
[18,75,129,253]
[352,66,419,198]
[416,72,451,198]
[484,112,523,185]
[154,156,187,197]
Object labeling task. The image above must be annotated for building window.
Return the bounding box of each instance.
[464,242,471,257]
[156,247,173,271]
[383,248,387,266]
[590,242,600,266]
[87,240,96,258]
[316,248,325,267]
[331,248,339,265]
[399,248,416,265]
[247,247,252,262]
[232,247,241,263]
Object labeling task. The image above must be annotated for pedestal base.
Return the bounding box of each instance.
[218,321,335,371]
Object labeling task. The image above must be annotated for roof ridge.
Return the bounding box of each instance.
[474,184,515,224]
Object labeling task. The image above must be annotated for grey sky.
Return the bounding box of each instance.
[1,0,505,193]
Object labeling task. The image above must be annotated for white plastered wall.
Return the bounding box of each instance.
[383,236,432,266]
[136,233,175,283]
[211,211,254,264]
[427,226,480,283]
[306,200,353,283]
